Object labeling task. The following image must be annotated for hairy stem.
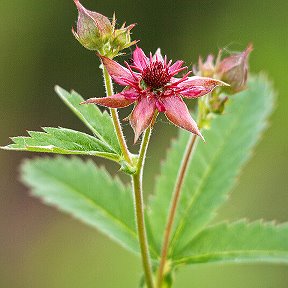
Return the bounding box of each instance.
[102,64,155,286]
[102,66,132,165]
[132,125,155,288]
[157,133,198,288]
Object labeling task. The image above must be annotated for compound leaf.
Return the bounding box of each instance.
[55,86,121,154]
[2,127,119,162]
[174,221,288,266]
[148,75,275,258]
[21,157,140,253]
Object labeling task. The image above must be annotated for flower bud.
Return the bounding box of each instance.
[217,44,253,92]
[72,0,136,57]
[72,0,112,51]
[193,54,216,77]
[111,23,137,52]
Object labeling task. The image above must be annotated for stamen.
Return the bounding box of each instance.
[129,65,143,72]
[169,66,188,76]
[121,78,139,89]
[167,71,192,87]
[142,61,171,89]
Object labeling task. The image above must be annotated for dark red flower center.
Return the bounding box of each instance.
[142,61,171,89]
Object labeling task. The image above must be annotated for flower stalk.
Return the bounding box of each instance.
[132,124,155,288]
[103,65,155,287]
[102,66,133,166]
[157,133,198,288]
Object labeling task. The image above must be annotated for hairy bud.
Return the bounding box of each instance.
[217,44,253,92]
[72,0,112,51]
[111,23,136,52]
[72,0,136,58]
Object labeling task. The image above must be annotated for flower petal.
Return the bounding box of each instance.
[81,93,135,108]
[162,96,204,140]
[130,97,156,143]
[153,48,164,62]
[133,47,149,70]
[121,88,140,100]
[100,56,136,86]
[179,86,207,98]
[155,99,166,112]
[169,60,185,74]
[178,76,228,98]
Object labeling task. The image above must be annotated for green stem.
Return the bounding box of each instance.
[157,133,198,288]
[132,125,155,288]
[102,64,155,286]
[102,66,133,166]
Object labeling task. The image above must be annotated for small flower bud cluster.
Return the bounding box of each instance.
[193,44,253,128]
[195,44,253,93]
[72,0,137,58]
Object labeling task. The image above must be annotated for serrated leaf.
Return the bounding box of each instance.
[21,157,139,253]
[174,221,288,265]
[148,75,275,257]
[2,127,119,162]
[55,86,121,154]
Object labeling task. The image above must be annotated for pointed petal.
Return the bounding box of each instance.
[153,48,164,62]
[155,99,166,112]
[179,86,208,98]
[162,96,204,140]
[179,88,208,98]
[133,47,149,70]
[169,60,185,74]
[121,88,140,100]
[100,56,136,86]
[81,93,135,108]
[130,97,156,143]
[179,76,228,98]
[182,76,229,87]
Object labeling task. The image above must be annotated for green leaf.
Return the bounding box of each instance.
[21,157,139,253]
[2,127,119,162]
[55,86,121,154]
[148,75,275,257]
[173,221,288,265]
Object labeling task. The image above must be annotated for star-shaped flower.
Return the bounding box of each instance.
[83,47,227,142]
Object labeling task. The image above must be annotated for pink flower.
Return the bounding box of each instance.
[83,47,227,142]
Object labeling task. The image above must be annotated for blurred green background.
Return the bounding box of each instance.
[1,0,288,287]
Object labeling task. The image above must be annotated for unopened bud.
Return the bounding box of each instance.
[72,1,136,57]
[111,23,137,52]
[194,54,216,77]
[217,44,253,92]
[72,0,112,51]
